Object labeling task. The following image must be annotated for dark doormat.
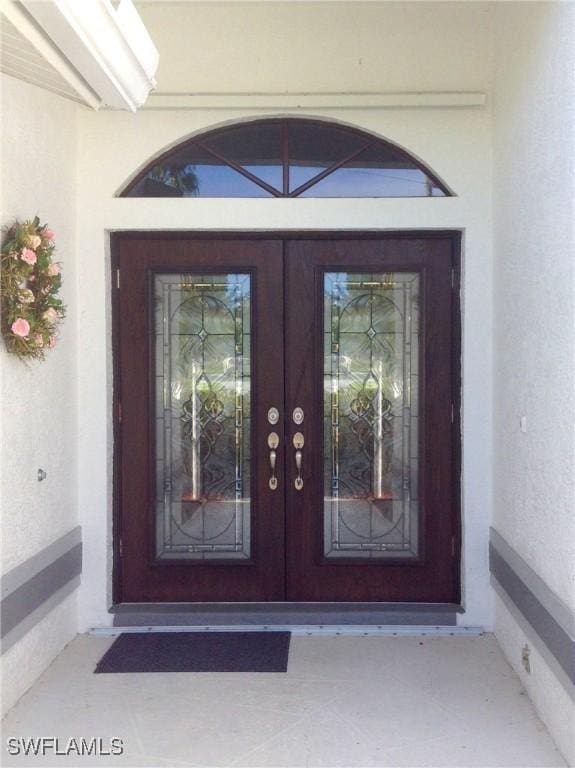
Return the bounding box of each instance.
[94,631,291,673]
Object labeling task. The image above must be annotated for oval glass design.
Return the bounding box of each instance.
[122,119,451,199]
[323,272,420,559]
[154,273,251,560]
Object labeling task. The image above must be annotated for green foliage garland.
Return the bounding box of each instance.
[1,217,66,360]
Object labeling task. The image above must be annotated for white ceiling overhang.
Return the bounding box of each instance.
[0,0,158,110]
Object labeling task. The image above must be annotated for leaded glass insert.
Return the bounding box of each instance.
[324,272,420,559]
[154,274,251,560]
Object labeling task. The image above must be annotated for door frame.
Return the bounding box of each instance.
[110,230,462,607]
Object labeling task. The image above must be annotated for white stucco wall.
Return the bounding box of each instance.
[494,593,574,766]
[1,593,78,715]
[138,1,493,94]
[492,4,575,763]
[0,74,79,715]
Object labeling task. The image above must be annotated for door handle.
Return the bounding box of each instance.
[267,432,279,490]
[293,432,304,490]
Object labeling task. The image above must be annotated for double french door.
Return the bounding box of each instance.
[114,234,460,604]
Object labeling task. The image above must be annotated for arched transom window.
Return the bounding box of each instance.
[122,118,451,198]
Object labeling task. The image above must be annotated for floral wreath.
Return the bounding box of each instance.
[1,217,65,360]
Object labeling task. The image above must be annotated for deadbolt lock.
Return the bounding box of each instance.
[292,407,304,425]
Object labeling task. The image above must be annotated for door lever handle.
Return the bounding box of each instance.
[269,450,277,490]
[293,432,304,490]
[267,432,279,490]
[294,450,303,490]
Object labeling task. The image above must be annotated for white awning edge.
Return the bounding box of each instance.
[19,0,158,111]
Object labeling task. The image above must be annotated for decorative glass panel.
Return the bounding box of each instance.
[323,272,420,559]
[154,274,251,559]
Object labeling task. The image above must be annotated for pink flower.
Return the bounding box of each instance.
[47,263,60,277]
[20,248,37,265]
[28,235,42,249]
[19,289,35,304]
[11,318,30,337]
[43,228,55,241]
[43,307,59,324]
[49,336,57,349]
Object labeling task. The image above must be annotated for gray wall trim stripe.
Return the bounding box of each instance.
[1,528,82,654]
[492,578,575,701]
[1,577,80,655]
[1,543,82,640]
[489,537,575,689]
[1,526,82,599]
[490,527,574,637]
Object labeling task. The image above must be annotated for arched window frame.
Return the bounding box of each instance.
[120,118,453,199]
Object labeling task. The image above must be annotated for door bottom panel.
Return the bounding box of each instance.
[110,602,462,627]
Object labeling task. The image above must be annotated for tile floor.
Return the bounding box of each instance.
[1,632,566,768]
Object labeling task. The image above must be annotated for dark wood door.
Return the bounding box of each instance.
[114,234,459,604]
[115,237,285,602]
[285,238,459,602]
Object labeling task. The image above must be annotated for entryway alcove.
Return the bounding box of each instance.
[113,119,461,621]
